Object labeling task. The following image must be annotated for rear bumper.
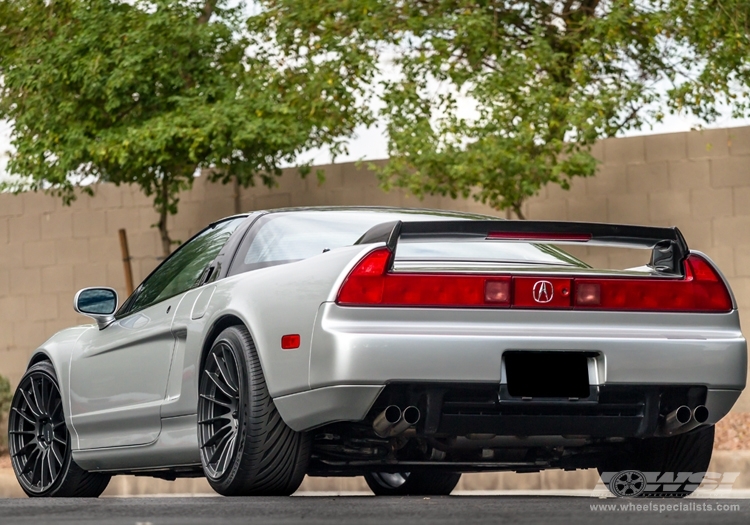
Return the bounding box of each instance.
[275,304,747,431]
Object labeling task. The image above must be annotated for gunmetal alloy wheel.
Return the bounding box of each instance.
[198,340,242,480]
[9,365,68,494]
[197,326,310,496]
[8,361,110,497]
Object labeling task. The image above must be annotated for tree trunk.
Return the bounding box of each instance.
[158,176,172,258]
[513,203,526,220]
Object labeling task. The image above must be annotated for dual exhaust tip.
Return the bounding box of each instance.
[662,405,709,436]
[373,405,421,438]
[375,403,708,438]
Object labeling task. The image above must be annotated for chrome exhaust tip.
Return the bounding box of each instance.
[373,405,402,438]
[661,405,692,435]
[693,405,709,424]
[402,406,421,426]
[386,406,420,437]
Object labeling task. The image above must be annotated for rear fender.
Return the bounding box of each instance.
[196,244,374,400]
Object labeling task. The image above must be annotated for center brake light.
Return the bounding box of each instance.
[336,248,733,313]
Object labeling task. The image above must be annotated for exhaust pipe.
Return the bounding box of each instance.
[372,406,421,438]
[373,406,402,438]
[403,406,421,426]
[661,405,692,436]
[693,405,709,424]
[387,406,421,437]
[680,405,710,433]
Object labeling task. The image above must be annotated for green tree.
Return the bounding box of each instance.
[666,0,750,122]
[0,0,363,255]
[253,1,718,218]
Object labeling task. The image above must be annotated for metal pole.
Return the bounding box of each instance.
[118,228,135,296]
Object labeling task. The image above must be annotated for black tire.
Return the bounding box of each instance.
[198,325,310,496]
[8,361,111,498]
[364,471,461,496]
[598,425,715,498]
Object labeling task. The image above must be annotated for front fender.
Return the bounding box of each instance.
[28,325,95,449]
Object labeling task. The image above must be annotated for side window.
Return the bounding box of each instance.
[227,213,380,275]
[120,218,244,316]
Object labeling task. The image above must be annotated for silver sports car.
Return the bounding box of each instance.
[8,207,747,497]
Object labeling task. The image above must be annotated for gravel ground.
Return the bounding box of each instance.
[0,495,748,525]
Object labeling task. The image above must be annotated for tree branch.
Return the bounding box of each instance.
[198,0,218,24]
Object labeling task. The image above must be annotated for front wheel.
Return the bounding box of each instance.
[197,325,310,496]
[8,361,111,497]
[364,471,461,496]
[598,425,715,498]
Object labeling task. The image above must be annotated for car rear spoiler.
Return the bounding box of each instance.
[355,220,689,275]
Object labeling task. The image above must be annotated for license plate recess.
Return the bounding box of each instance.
[503,351,593,400]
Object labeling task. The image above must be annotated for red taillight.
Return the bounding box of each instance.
[336,250,733,313]
[337,248,511,307]
[336,248,391,305]
[573,254,732,313]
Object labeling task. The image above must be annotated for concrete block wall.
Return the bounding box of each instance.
[0,126,749,411]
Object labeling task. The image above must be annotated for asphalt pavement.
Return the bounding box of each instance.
[0,495,748,525]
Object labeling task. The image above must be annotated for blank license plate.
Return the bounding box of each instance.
[504,351,590,399]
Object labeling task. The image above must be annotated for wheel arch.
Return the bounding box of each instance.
[199,313,254,372]
[28,351,53,368]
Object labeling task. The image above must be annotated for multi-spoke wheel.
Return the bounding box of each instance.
[198,339,242,479]
[364,471,461,496]
[8,361,110,497]
[197,325,310,496]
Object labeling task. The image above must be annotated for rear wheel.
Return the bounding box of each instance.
[364,471,461,496]
[198,325,310,496]
[8,361,110,497]
[598,425,715,498]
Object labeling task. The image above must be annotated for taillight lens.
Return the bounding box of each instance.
[336,249,733,313]
[336,248,391,305]
[574,253,732,313]
[337,248,511,307]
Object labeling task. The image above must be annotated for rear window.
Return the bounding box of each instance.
[227,210,584,275]
[395,241,582,266]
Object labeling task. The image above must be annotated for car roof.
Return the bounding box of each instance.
[253,205,501,221]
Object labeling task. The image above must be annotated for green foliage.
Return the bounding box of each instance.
[0,0,363,254]
[0,374,10,451]
[666,0,750,121]
[253,1,728,217]
[0,374,9,416]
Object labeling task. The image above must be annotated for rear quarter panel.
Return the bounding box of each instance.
[194,243,374,399]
